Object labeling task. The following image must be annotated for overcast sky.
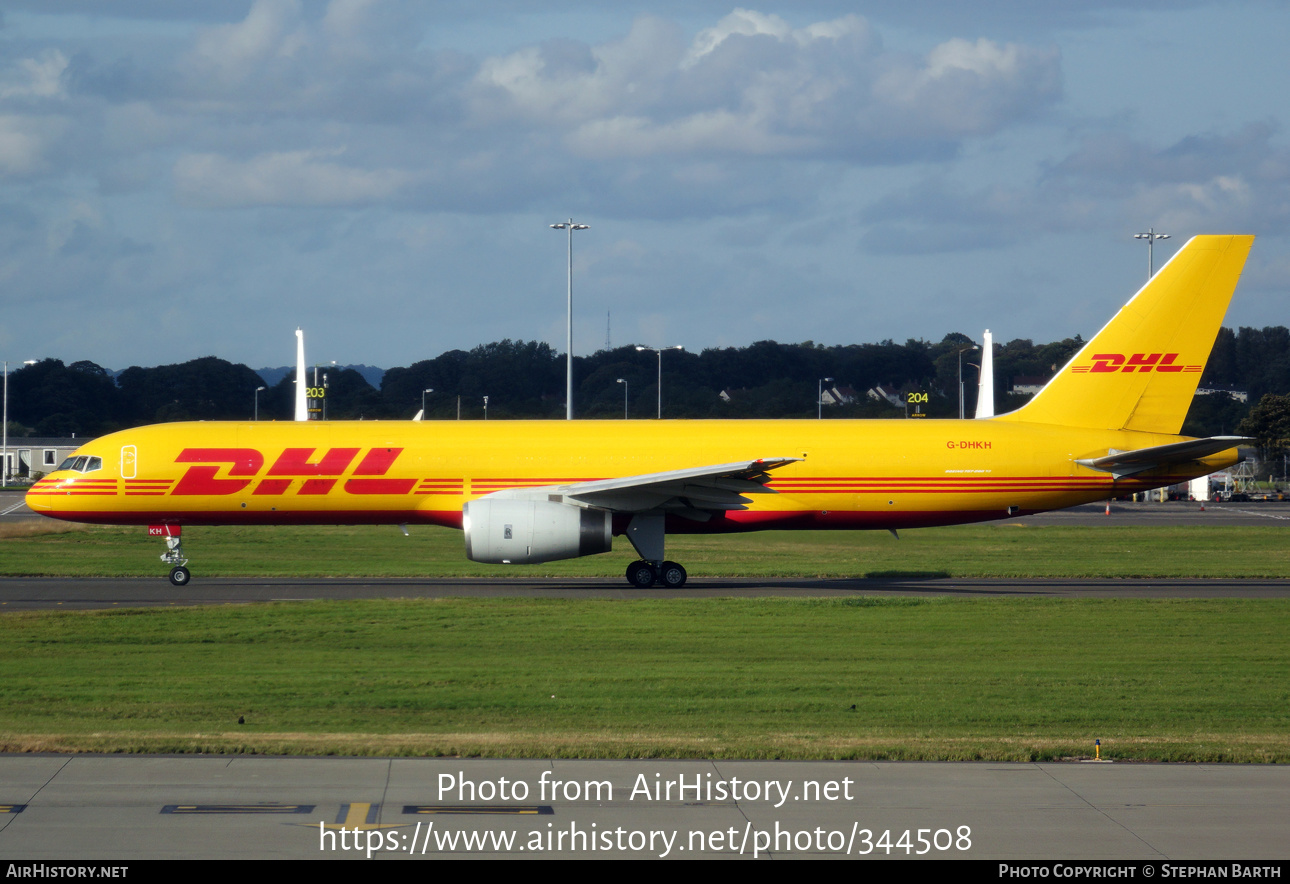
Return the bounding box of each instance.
[1,1,1285,371]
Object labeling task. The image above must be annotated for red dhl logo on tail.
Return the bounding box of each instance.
[173,448,413,496]
[1070,353,1202,374]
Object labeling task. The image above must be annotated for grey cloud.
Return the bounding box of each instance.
[859,121,1290,256]
[1,4,1066,215]
[478,10,1062,162]
[857,178,1055,254]
[173,150,421,208]
[1050,123,1290,233]
[1053,123,1282,185]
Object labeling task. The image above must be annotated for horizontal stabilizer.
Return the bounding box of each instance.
[1076,436,1250,479]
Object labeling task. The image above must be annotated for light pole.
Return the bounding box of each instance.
[2,360,36,487]
[483,395,489,421]
[550,218,590,420]
[617,378,628,419]
[818,377,834,419]
[636,345,683,419]
[312,360,335,421]
[1135,228,1171,278]
[422,388,434,415]
[957,345,979,420]
[254,386,266,421]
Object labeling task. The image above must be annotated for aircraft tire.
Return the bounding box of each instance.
[626,561,656,588]
[169,566,191,587]
[659,561,687,588]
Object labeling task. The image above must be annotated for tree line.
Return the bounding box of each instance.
[7,328,1289,445]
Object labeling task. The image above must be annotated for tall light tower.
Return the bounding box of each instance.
[1135,228,1171,278]
[2,360,36,487]
[818,377,833,419]
[550,219,590,420]
[957,344,979,419]
[636,345,683,419]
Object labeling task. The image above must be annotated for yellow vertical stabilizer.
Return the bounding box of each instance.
[996,234,1253,434]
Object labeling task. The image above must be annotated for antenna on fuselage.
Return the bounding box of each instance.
[294,328,308,422]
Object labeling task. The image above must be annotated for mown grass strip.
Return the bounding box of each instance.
[3,522,1290,578]
[2,597,1286,761]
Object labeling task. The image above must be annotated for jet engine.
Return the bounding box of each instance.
[463,498,612,564]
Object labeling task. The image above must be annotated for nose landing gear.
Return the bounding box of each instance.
[151,525,190,586]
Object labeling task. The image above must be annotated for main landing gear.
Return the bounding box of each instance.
[623,512,688,588]
[626,559,687,588]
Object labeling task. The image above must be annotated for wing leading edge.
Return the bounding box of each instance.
[484,457,803,521]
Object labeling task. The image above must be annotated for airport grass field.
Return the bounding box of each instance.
[2,518,1288,761]
[4,518,1290,578]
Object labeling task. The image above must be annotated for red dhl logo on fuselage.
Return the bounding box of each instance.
[1070,353,1202,373]
[173,447,413,496]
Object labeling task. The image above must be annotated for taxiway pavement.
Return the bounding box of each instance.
[1,756,1286,860]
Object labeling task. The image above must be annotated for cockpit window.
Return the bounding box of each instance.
[55,456,102,473]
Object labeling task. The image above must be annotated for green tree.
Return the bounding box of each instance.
[117,357,267,422]
[1182,393,1250,438]
[1235,393,1290,467]
[8,359,121,436]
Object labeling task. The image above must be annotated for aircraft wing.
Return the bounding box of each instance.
[496,457,802,520]
[1075,436,1250,479]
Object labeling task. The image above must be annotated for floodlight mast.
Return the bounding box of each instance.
[818,377,833,419]
[1135,228,1171,278]
[957,345,979,419]
[550,219,590,420]
[636,345,683,419]
[2,359,36,487]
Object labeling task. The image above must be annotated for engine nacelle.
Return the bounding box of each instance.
[463,498,613,564]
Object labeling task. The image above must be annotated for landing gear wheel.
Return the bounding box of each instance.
[626,560,657,588]
[659,561,687,588]
[159,531,189,584]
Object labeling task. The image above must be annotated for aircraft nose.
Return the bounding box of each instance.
[24,476,61,514]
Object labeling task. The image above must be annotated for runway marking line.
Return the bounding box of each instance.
[0,805,26,813]
[324,802,404,831]
[1220,507,1290,521]
[405,805,554,815]
[161,804,315,814]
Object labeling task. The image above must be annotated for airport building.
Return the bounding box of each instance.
[2,437,88,482]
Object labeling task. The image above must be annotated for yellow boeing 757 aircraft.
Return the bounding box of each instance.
[28,235,1254,588]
